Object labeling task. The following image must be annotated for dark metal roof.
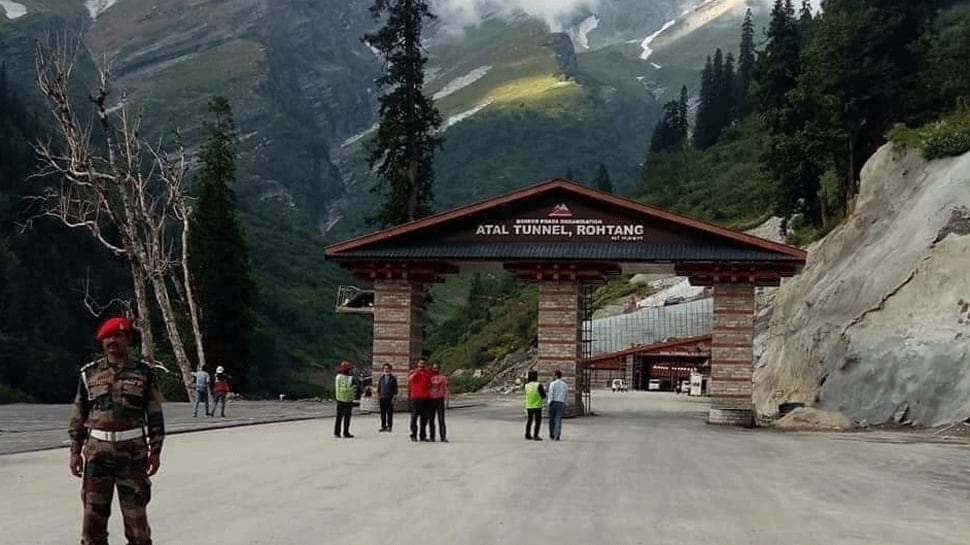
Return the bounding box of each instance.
[335,242,802,262]
[325,179,808,264]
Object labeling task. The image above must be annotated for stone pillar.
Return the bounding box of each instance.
[372,279,424,409]
[708,283,756,426]
[537,280,584,416]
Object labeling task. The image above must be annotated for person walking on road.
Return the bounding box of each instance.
[211,366,232,417]
[429,363,449,443]
[547,370,568,441]
[334,360,357,438]
[524,370,546,441]
[408,359,433,442]
[191,366,212,417]
[68,316,165,545]
[377,364,398,432]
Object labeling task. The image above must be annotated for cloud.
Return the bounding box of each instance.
[433,0,602,32]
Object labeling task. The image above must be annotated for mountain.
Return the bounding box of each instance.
[0,0,760,398]
[3,0,767,233]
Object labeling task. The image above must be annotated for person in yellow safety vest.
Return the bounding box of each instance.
[334,360,357,438]
[523,370,547,441]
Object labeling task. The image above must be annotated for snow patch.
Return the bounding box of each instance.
[85,0,120,20]
[650,62,662,69]
[341,124,378,148]
[639,19,675,61]
[574,15,599,50]
[0,0,27,20]
[444,100,493,129]
[432,66,492,100]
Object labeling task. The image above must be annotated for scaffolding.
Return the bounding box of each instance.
[580,283,595,415]
[335,285,375,315]
[585,297,713,356]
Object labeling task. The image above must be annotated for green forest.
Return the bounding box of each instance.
[637,0,970,240]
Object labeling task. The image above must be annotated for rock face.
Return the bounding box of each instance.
[541,33,579,78]
[755,144,970,427]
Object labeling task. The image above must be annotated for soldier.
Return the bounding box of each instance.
[68,316,165,545]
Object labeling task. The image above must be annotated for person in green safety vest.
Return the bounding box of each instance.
[334,360,358,438]
[523,370,547,441]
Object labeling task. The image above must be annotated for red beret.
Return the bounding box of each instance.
[96,316,134,341]
[338,360,352,373]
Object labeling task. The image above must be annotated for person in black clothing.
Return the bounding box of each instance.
[377,364,398,432]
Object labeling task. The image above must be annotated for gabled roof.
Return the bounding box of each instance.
[325,179,806,264]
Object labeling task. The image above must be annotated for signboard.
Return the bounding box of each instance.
[470,202,647,242]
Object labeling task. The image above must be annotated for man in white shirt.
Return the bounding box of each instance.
[547,369,568,440]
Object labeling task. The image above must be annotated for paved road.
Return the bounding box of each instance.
[0,396,486,455]
[1,392,969,545]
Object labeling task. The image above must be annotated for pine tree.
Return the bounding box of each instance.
[797,0,939,209]
[188,96,257,391]
[693,56,718,149]
[799,0,813,27]
[918,3,970,114]
[651,99,686,153]
[363,0,442,228]
[756,0,801,132]
[677,85,690,143]
[737,9,756,116]
[594,163,613,193]
[723,52,737,124]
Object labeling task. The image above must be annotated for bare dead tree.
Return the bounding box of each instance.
[74,268,132,318]
[30,34,205,398]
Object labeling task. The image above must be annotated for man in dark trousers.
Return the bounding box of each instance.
[524,369,547,441]
[68,316,165,545]
[376,364,398,432]
[211,365,232,418]
[408,359,433,442]
[334,360,357,438]
[429,363,449,442]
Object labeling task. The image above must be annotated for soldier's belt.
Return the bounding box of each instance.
[88,428,145,442]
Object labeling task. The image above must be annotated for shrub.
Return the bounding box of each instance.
[0,383,34,404]
[922,114,970,159]
[155,369,189,402]
[888,111,970,160]
[449,374,491,394]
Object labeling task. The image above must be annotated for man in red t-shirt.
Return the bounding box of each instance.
[407,359,433,442]
[429,363,449,443]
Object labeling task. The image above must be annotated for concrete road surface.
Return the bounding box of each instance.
[1,392,969,545]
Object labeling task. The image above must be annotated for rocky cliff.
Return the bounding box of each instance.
[754,144,970,427]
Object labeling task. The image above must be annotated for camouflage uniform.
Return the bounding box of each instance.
[68,358,165,545]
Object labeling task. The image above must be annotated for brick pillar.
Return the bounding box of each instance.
[372,279,424,409]
[537,280,584,416]
[708,283,755,426]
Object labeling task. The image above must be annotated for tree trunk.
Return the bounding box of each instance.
[180,211,206,373]
[130,261,156,362]
[150,273,195,400]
